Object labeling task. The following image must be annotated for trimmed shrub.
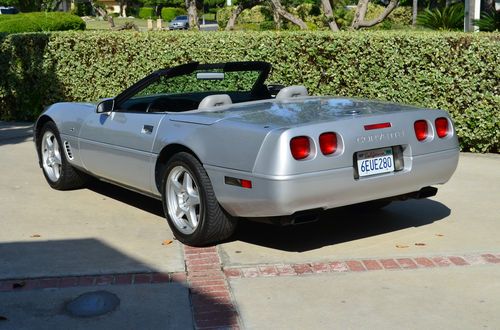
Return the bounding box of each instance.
[161,7,186,22]
[0,31,498,152]
[0,12,85,33]
[138,7,155,19]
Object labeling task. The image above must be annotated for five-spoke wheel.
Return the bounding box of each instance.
[162,152,236,246]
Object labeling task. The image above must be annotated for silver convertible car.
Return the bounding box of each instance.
[34,61,459,246]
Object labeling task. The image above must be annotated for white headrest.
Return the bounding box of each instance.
[276,85,308,100]
[198,94,232,110]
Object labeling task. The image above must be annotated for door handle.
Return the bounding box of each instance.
[141,125,154,134]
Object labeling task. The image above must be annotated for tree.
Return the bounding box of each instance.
[351,0,399,29]
[186,0,200,29]
[225,0,307,30]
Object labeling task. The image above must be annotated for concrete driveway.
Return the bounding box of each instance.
[0,122,499,329]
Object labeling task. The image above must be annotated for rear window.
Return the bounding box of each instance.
[135,69,261,98]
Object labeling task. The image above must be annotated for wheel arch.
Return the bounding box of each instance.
[154,143,202,192]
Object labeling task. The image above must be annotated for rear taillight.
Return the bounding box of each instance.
[290,136,310,160]
[435,117,449,138]
[319,132,337,155]
[414,120,428,141]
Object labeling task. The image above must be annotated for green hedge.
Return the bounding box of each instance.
[138,7,155,19]
[0,31,498,152]
[0,12,85,33]
[161,7,186,22]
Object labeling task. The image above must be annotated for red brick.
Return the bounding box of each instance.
[259,266,278,277]
[0,281,13,292]
[192,292,231,304]
[311,263,330,273]
[448,256,469,266]
[78,276,95,287]
[195,310,238,322]
[188,264,221,272]
[292,264,313,275]
[414,257,435,268]
[59,277,79,288]
[346,260,366,272]
[184,252,218,260]
[188,271,225,280]
[432,257,452,267]
[397,258,418,269]
[186,257,220,266]
[14,279,39,290]
[95,275,115,286]
[191,285,228,294]
[115,274,134,285]
[170,272,187,283]
[134,273,152,284]
[330,261,349,272]
[362,260,383,271]
[189,279,227,287]
[482,254,500,264]
[195,318,238,329]
[224,268,242,279]
[380,259,400,270]
[151,273,170,283]
[241,267,260,278]
[194,303,236,314]
[276,264,296,276]
[39,278,60,289]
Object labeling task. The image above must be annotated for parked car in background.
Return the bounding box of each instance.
[168,15,189,30]
[0,6,19,14]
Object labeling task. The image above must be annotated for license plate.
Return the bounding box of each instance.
[357,147,394,177]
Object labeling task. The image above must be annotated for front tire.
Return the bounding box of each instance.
[161,152,236,246]
[38,122,88,190]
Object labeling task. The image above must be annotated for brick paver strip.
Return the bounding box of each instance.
[1,251,499,330]
[184,245,241,329]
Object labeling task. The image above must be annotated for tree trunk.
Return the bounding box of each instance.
[185,0,199,30]
[89,0,108,18]
[108,16,115,28]
[273,6,281,29]
[226,3,244,30]
[320,0,340,32]
[412,0,417,25]
[269,0,308,29]
[352,0,399,29]
[351,0,370,29]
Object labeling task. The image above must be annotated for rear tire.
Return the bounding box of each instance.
[37,122,88,190]
[161,152,236,246]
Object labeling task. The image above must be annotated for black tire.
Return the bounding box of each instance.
[37,121,88,190]
[161,152,236,246]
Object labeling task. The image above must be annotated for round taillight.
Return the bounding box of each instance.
[414,120,428,141]
[290,136,310,160]
[319,132,337,155]
[435,117,449,138]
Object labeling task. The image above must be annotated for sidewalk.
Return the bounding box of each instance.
[0,121,499,329]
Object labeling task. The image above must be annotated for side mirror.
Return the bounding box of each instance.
[96,99,114,114]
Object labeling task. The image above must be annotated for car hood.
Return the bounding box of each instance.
[168,97,427,128]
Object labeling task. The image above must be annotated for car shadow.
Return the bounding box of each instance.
[0,122,33,147]
[84,179,450,253]
[85,180,164,218]
[230,199,450,252]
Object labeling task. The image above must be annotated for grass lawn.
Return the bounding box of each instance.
[85,17,149,31]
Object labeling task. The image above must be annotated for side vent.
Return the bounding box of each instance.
[64,141,74,160]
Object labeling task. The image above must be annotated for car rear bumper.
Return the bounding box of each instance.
[205,148,459,217]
